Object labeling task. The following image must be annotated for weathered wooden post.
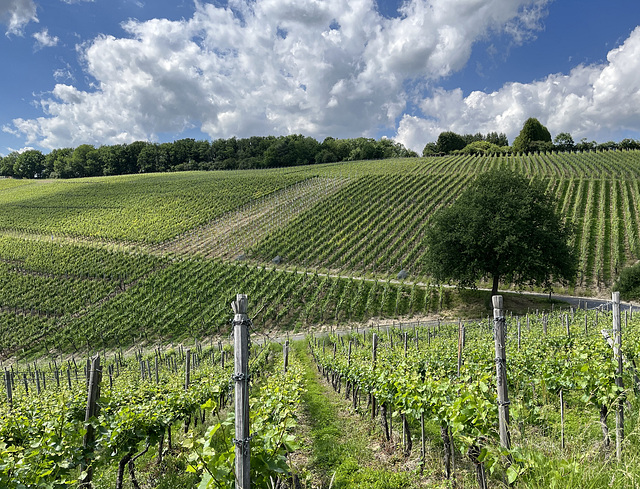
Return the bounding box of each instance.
[612,291,624,462]
[492,296,511,453]
[80,355,101,487]
[232,294,251,489]
[371,333,378,420]
[457,320,463,377]
[4,369,12,409]
[185,349,191,390]
[283,340,289,374]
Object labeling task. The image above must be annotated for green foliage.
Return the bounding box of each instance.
[312,307,640,488]
[436,131,467,154]
[186,359,304,488]
[554,132,575,152]
[423,169,577,295]
[613,262,640,300]
[0,170,308,242]
[421,142,438,156]
[0,136,417,179]
[453,140,507,155]
[332,458,411,489]
[512,117,552,153]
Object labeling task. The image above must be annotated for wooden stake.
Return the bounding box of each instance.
[371,333,378,420]
[80,355,101,486]
[612,292,624,462]
[492,295,511,453]
[560,389,565,449]
[232,294,251,489]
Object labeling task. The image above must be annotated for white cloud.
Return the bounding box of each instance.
[396,26,640,152]
[33,27,58,49]
[0,0,38,35]
[11,0,550,149]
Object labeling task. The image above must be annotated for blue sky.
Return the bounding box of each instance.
[1,0,640,155]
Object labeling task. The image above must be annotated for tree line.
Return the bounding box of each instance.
[423,118,640,156]
[0,135,418,179]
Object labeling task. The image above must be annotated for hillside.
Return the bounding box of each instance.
[1,150,640,359]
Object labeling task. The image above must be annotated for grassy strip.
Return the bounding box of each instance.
[293,341,413,489]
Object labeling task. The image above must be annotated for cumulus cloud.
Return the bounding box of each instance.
[33,28,59,49]
[10,0,549,149]
[0,0,38,35]
[396,26,640,152]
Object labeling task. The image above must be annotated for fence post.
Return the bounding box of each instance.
[4,369,12,409]
[185,349,191,391]
[283,340,289,374]
[371,333,378,420]
[612,291,624,462]
[232,294,251,489]
[80,355,101,487]
[492,296,511,453]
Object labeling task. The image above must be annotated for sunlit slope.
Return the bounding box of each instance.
[2,150,640,359]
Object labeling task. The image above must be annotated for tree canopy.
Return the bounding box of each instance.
[512,117,552,153]
[0,135,418,179]
[423,169,577,296]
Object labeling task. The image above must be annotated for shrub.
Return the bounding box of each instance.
[613,262,640,300]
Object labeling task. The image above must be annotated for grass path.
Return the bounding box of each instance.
[291,341,414,489]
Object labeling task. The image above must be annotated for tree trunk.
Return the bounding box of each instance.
[491,274,500,297]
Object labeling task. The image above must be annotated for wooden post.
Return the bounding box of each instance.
[585,313,588,335]
[457,321,463,377]
[155,356,159,384]
[4,369,12,409]
[492,296,511,452]
[185,349,191,391]
[612,291,624,462]
[371,333,378,420]
[283,340,289,374]
[81,355,101,486]
[560,389,565,449]
[232,294,251,489]
[517,318,521,350]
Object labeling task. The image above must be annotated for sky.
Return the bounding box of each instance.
[1,0,640,156]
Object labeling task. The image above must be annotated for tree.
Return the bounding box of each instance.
[455,140,506,155]
[613,262,640,300]
[0,152,18,177]
[436,131,467,154]
[422,142,438,156]
[14,150,45,179]
[554,132,575,152]
[423,169,577,296]
[512,117,552,153]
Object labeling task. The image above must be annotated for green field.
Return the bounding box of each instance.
[2,152,640,488]
[1,151,640,359]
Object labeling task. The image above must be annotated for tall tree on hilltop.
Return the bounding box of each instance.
[512,117,552,153]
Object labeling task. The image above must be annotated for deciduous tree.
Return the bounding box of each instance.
[423,169,577,296]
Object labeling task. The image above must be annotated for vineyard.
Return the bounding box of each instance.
[308,299,640,488]
[2,150,640,486]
